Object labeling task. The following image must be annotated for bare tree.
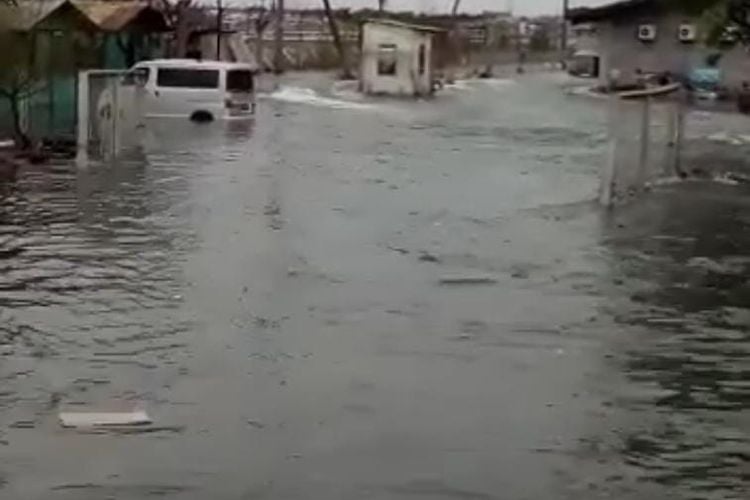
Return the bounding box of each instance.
[157,0,195,57]
[321,0,352,78]
[273,0,284,72]
[451,0,461,16]
[0,3,99,147]
[0,43,37,147]
[0,7,39,147]
[252,4,273,71]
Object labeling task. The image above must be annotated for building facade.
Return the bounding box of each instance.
[569,0,750,91]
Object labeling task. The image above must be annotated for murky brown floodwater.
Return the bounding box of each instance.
[0,73,747,499]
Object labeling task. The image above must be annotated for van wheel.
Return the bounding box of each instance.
[190,110,214,123]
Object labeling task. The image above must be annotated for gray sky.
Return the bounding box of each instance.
[277,0,613,16]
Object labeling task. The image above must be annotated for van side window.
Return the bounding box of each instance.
[157,68,219,89]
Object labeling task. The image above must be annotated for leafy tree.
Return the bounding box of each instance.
[673,0,750,44]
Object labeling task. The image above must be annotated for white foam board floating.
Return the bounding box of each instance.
[59,410,151,428]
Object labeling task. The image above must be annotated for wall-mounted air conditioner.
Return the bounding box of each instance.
[678,24,697,42]
[638,24,657,41]
[719,26,739,44]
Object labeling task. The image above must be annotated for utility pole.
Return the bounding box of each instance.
[273,0,284,73]
[560,0,569,68]
[216,0,224,60]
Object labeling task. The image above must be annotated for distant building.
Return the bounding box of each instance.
[359,19,442,97]
[568,0,750,90]
[569,23,601,77]
[0,0,168,140]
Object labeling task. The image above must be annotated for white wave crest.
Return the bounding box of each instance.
[266,86,375,110]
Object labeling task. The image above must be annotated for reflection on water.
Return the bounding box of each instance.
[0,120,256,427]
[602,184,750,499]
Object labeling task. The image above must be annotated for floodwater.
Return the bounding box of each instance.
[0,73,748,499]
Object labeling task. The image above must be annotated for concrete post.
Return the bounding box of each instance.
[637,96,650,187]
[600,93,619,207]
[75,71,89,169]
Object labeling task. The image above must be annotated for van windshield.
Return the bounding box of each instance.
[227,70,253,92]
[157,68,219,89]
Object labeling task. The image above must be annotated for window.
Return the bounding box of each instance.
[377,44,397,76]
[227,70,254,92]
[418,44,426,75]
[157,68,219,89]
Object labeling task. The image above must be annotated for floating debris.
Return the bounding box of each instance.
[438,275,498,285]
[386,244,409,255]
[247,419,265,429]
[418,251,440,263]
[59,410,151,428]
[9,420,35,429]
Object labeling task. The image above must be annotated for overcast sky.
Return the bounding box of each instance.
[271,0,614,16]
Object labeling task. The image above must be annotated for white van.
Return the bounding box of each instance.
[125,59,256,121]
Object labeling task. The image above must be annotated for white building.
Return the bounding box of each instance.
[360,19,442,97]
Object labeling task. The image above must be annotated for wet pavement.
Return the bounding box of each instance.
[0,72,748,499]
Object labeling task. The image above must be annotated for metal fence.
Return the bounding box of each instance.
[601,85,685,206]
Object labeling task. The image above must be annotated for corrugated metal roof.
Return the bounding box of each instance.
[567,0,658,23]
[74,1,169,32]
[0,0,67,31]
[365,18,445,34]
[74,1,142,31]
[0,0,168,32]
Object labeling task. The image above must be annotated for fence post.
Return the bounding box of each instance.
[637,96,650,188]
[673,90,686,177]
[600,93,619,206]
[75,71,89,169]
[110,77,119,160]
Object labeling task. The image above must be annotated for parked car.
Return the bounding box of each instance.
[123,59,257,121]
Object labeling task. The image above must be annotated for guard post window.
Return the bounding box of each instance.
[418,44,426,75]
[377,44,397,76]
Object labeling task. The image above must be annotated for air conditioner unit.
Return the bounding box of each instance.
[719,26,739,44]
[638,24,657,41]
[679,24,697,42]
